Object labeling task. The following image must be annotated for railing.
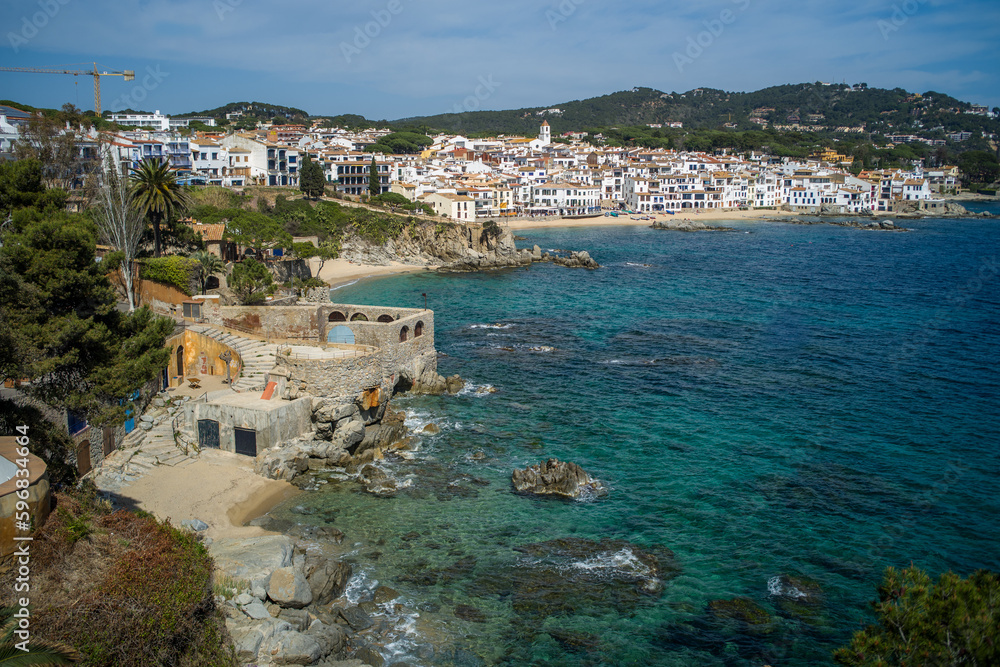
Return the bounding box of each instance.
[275,343,376,361]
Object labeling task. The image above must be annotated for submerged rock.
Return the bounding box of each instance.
[707,597,773,627]
[511,458,605,499]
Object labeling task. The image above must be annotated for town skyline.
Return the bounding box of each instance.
[2,0,999,118]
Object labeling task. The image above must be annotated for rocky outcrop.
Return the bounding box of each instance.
[339,220,531,271]
[511,458,605,499]
[533,249,600,269]
[789,217,908,231]
[397,350,464,395]
[651,219,735,232]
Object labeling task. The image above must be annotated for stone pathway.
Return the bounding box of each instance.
[188,325,278,393]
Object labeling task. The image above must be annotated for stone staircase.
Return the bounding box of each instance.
[187,325,278,393]
[92,397,199,494]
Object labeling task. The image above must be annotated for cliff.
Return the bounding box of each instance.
[338,220,534,271]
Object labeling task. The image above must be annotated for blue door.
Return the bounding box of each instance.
[327,325,355,345]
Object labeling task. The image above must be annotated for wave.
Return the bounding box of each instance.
[329,279,359,291]
[767,575,809,599]
[470,323,516,330]
[568,547,655,580]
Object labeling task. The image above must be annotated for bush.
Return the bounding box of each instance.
[230,258,273,305]
[140,256,199,295]
[4,490,237,667]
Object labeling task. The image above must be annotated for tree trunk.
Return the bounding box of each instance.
[152,212,162,257]
[119,260,137,312]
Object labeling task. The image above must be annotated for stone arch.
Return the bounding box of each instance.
[351,313,369,322]
[328,311,347,322]
[377,314,394,324]
[206,276,220,290]
[415,321,424,337]
[399,326,410,342]
[327,325,355,345]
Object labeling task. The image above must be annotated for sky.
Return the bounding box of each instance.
[1,0,998,120]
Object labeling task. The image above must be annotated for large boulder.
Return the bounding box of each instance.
[267,628,324,665]
[305,556,353,605]
[512,458,605,500]
[268,565,313,609]
[210,535,294,591]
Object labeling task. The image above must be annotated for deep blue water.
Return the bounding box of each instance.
[273,217,1000,666]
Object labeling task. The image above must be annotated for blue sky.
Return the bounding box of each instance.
[1,0,998,119]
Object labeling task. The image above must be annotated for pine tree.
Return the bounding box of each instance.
[368,157,381,198]
[299,153,326,199]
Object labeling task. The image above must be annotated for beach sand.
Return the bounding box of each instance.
[117,449,300,540]
[506,208,798,230]
[315,257,439,289]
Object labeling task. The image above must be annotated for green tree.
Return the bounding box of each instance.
[299,154,326,199]
[230,258,273,305]
[223,209,292,253]
[368,157,381,198]
[957,151,1000,187]
[129,158,192,258]
[0,158,67,219]
[834,565,1000,666]
[190,249,225,295]
[0,210,173,425]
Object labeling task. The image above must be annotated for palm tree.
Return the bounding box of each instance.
[190,250,224,294]
[129,158,192,257]
[0,606,79,665]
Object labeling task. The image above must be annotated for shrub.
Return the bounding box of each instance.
[140,256,199,296]
[5,491,237,667]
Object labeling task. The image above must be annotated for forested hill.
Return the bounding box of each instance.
[392,84,999,137]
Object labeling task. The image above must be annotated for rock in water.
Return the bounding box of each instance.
[511,458,605,499]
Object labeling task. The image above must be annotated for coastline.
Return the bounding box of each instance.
[314,257,439,289]
[505,208,798,230]
[116,449,300,540]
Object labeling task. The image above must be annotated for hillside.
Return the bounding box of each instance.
[391,84,1000,138]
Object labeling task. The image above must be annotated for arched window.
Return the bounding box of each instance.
[328,311,347,322]
[415,321,424,337]
[176,346,184,376]
[377,314,394,323]
[351,313,369,322]
[399,326,410,342]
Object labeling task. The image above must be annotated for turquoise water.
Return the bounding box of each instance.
[273,217,1000,666]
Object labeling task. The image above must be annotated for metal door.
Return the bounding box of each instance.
[234,427,257,457]
[198,419,220,449]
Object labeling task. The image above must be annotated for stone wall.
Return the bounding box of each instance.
[185,397,313,455]
[204,305,321,342]
[166,330,242,387]
[276,351,385,400]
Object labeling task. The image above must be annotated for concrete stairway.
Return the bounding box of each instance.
[187,325,278,393]
[92,401,198,494]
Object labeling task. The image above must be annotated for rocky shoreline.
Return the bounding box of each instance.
[650,219,736,232]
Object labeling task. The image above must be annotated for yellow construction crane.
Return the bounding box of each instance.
[0,63,135,116]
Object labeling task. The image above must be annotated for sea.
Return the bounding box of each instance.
[269,207,1000,666]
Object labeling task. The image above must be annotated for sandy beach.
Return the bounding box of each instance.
[315,257,439,289]
[117,449,300,540]
[505,208,797,230]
